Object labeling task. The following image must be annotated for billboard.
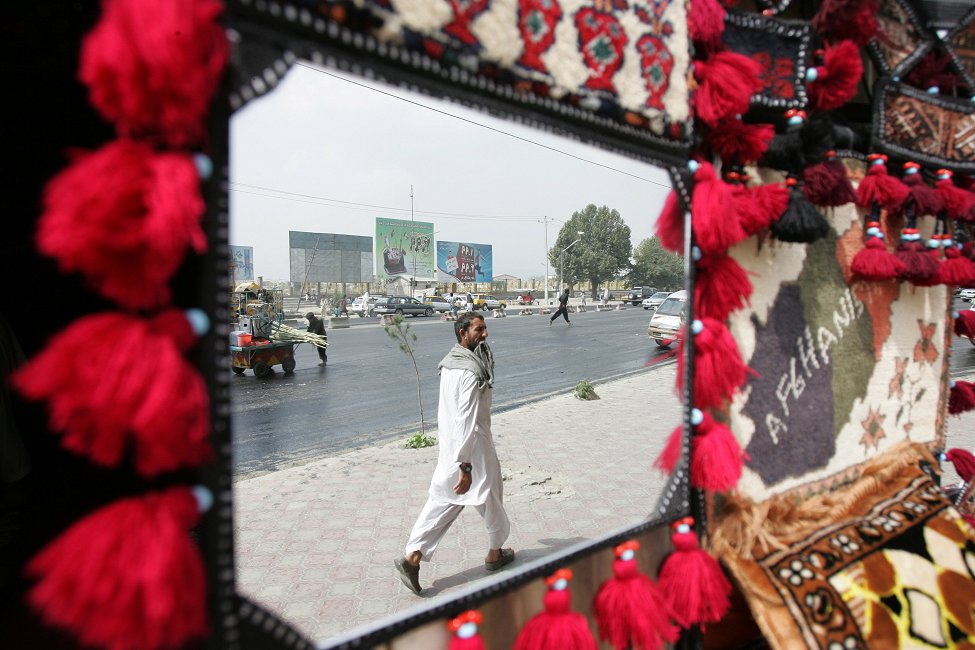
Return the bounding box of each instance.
[375,217,435,280]
[436,241,493,282]
[289,231,373,284]
[229,245,254,283]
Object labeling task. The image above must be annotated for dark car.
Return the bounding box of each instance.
[373,296,434,317]
[626,286,657,306]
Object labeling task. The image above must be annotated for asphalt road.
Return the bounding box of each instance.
[230,307,677,476]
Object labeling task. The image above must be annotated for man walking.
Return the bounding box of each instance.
[549,287,571,326]
[304,311,328,366]
[395,313,514,594]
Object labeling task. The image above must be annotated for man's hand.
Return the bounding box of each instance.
[454,469,472,495]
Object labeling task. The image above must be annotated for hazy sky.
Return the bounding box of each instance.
[229,62,673,281]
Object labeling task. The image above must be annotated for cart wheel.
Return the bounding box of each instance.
[232,366,245,375]
[282,358,296,374]
[253,361,271,378]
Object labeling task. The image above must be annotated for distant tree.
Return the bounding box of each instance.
[630,236,685,290]
[550,204,631,298]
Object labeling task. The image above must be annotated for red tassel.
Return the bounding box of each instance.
[691,161,746,255]
[745,181,790,235]
[79,0,229,148]
[655,190,685,254]
[657,518,731,629]
[26,487,208,650]
[688,0,726,51]
[949,381,975,416]
[812,0,879,45]
[955,309,975,339]
[691,411,744,492]
[654,424,683,474]
[807,41,863,111]
[770,177,832,243]
[895,229,940,284]
[693,52,763,127]
[706,117,774,164]
[593,541,679,650]
[678,318,749,409]
[11,310,212,477]
[803,151,856,207]
[946,448,975,482]
[36,140,207,310]
[855,154,909,213]
[695,252,753,321]
[938,240,975,286]
[850,225,904,281]
[449,611,486,650]
[514,569,597,650]
[898,163,944,218]
[935,169,975,221]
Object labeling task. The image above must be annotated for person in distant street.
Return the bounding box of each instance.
[339,296,349,316]
[601,287,609,306]
[360,290,370,317]
[550,287,571,326]
[305,311,328,366]
[395,312,514,594]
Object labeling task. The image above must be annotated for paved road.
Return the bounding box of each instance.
[230,307,674,476]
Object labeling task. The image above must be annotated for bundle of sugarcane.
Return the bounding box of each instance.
[270,322,328,348]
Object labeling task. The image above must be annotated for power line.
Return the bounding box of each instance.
[294,61,673,190]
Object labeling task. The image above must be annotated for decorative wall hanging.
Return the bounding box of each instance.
[943,6,975,91]
[871,78,975,172]
[868,0,933,78]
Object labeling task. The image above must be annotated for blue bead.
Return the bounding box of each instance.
[192,485,214,513]
[688,160,700,173]
[193,153,213,180]
[185,308,210,337]
[805,68,819,82]
[691,408,703,426]
[691,246,702,262]
[691,319,703,335]
[457,623,478,639]
[621,549,636,561]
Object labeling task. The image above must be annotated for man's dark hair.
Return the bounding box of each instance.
[305,312,315,321]
[454,312,484,342]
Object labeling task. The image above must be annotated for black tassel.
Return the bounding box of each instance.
[770,177,832,243]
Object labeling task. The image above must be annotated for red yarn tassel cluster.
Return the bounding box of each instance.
[678,318,749,409]
[688,0,726,51]
[803,150,856,207]
[593,541,679,650]
[36,140,207,310]
[949,381,975,415]
[691,161,746,255]
[705,117,774,164]
[655,190,686,254]
[851,223,903,282]
[856,154,909,213]
[806,41,863,112]
[514,570,597,650]
[448,611,486,650]
[692,411,744,492]
[935,169,975,220]
[938,240,975,286]
[898,163,943,218]
[80,0,229,148]
[26,487,208,650]
[693,52,763,127]
[811,0,879,45]
[895,229,940,284]
[946,448,975,482]
[695,253,753,322]
[11,310,212,477]
[657,518,731,629]
[955,309,975,339]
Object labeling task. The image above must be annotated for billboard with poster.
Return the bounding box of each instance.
[436,241,493,283]
[229,245,254,283]
[375,217,435,280]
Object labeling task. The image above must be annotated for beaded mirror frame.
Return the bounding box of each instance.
[216,1,700,648]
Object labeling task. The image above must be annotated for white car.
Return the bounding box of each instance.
[349,296,378,317]
[641,291,672,310]
[960,288,975,302]
[647,290,687,348]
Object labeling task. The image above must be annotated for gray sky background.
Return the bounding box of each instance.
[229,62,673,282]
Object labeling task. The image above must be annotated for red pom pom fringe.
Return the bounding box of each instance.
[693,52,763,127]
[36,140,207,310]
[658,526,731,629]
[695,252,753,322]
[678,318,749,409]
[936,176,975,220]
[514,586,597,650]
[899,171,943,218]
[593,556,679,650]
[11,310,212,477]
[745,183,790,235]
[949,381,975,416]
[856,159,909,213]
[691,162,746,255]
[946,448,975,482]
[655,191,685,254]
[851,236,904,282]
[688,0,726,51]
[896,235,940,284]
[803,159,856,207]
[955,309,975,339]
[812,0,879,46]
[655,424,683,474]
[79,0,229,148]
[26,487,208,650]
[807,40,863,112]
[706,117,774,164]
[938,245,975,286]
[692,412,744,492]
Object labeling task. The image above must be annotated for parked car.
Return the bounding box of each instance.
[641,291,671,310]
[349,296,378,317]
[423,295,452,312]
[471,294,506,310]
[647,290,687,348]
[627,286,657,306]
[373,296,434,317]
[960,288,975,301]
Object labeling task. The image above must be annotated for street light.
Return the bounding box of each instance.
[558,231,585,296]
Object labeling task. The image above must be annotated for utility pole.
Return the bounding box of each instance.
[410,185,415,297]
[539,216,552,303]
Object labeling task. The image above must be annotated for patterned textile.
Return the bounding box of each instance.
[722,11,810,111]
[727,176,949,501]
[945,8,975,91]
[868,0,930,77]
[229,0,692,143]
[873,79,975,173]
[714,445,975,650]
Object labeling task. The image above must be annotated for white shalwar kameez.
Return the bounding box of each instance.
[404,367,509,560]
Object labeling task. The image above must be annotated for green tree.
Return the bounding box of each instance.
[383,315,426,434]
[630,236,685,290]
[550,204,632,298]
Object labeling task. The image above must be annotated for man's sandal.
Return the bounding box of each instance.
[485,548,515,571]
[394,558,422,594]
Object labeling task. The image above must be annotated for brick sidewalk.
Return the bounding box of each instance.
[233,366,680,642]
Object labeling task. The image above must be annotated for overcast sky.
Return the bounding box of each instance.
[229,62,673,282]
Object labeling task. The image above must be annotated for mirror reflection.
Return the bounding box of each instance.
[229,62,682,642]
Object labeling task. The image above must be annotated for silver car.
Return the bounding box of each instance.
[641,291,671,310]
